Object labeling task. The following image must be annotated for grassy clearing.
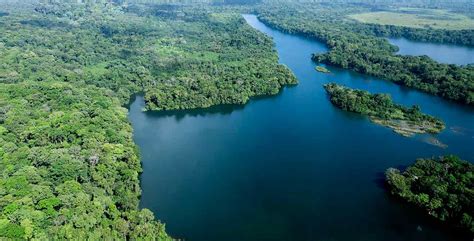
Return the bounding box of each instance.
[315,66,330,73]
[348,8,474,30]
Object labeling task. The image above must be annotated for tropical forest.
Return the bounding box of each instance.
[0,0,472,240]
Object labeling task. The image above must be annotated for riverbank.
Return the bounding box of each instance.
[256,3,474,105]
[132,14,473,241]
[324,83,445,137]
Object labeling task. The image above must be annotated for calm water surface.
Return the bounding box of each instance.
[389,37,474,65]
[129,14,474,241]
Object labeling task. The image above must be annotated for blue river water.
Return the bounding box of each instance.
[389,37,474,65]
[129,14,474,241]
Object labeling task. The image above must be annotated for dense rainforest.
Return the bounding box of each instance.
[1,1,296,109]
[0,82,170,239]
[386,156,474,233]
[0,1,296,239]
[0,0,472,239]
[255,1,474,105]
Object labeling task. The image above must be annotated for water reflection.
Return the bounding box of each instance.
[129,14,473,241]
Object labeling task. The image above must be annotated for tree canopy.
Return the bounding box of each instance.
[0,82,170,239]
[256,1,474,104]
[0,1,296,239]
[386,156,474,233]
[324,83,445,136]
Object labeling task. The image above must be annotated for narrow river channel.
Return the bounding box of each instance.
[128,14,474,241]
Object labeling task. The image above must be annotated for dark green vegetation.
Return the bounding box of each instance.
[313,49,474,105]
[1,2,296,110]
[1,0,472,239]
[136,14,474,240]
[139,9,297,110]
[386,156,474,233]
[324,83,445,137]
[0,82,170,239]
[0,1,296,239]
[256,1,474,105]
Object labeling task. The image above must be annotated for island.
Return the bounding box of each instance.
[324,83,445,137]
[315,66,331,73]
[386,155,474,233]
[258,3,474,105]
[1,0,472,240]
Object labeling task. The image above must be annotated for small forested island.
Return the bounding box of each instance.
[0,0,472,240]
[386,156,474,233]
[324,83,445,137]
[315,66,331,73]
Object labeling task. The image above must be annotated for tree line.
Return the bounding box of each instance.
[0,1,296,239]
[386,156,473,233]
[256,2,474,105]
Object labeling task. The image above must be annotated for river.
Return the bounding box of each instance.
[128,14,474,241]
[388,37,474,65]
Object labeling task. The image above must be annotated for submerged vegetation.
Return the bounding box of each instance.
[324,83,445,137]
[386,156,474,233]
[0,0,472,239]
[315,66,330,74]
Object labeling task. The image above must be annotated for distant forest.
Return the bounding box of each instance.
[0,0,472,239]
[7,0,472,7]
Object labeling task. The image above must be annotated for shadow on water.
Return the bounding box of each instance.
[130,14,474,241]
[145,103,245,120]
[372,171,388,189]
[382,190,472,241]
[128,84,296,120]
[373,167,472,241]
[372,163,408,190]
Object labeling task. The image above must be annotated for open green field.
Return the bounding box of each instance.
[348,8,474,30]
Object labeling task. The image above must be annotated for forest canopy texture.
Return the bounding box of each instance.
[0,1,295,239]
[324,83,445,136]
[386,156,474,233]
[255,1,474,105]
[0,0,473,239]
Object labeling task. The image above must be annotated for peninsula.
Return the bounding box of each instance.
[324,83,445,137]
